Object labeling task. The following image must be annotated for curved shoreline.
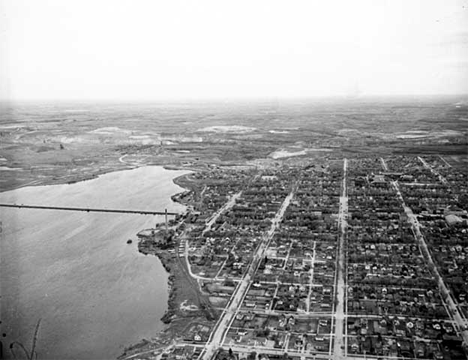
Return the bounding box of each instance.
[137,171,206,324]
[0,165,200,359]
[0,162,201,194]
[118,171,215,360]
[0,165,189,360]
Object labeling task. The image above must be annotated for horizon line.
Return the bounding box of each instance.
[1,93,468,104]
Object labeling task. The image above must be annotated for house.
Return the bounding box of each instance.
[414,341,426,358]
[288,316,296,326]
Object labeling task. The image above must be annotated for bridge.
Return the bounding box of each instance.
[0,203,179,216]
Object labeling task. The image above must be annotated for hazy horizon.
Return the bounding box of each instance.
[1,0,467,102]
[1,93,468,105]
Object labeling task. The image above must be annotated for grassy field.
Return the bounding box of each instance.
[1,96,467,192]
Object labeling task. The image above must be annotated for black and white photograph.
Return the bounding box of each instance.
[0,1,467,359]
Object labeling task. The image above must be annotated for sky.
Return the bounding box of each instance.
[0,0,467,101]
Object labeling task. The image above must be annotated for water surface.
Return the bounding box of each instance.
[0,166,188,359]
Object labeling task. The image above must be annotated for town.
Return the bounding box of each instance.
[127,154,468,360]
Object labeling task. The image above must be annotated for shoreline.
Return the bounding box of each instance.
[0,162,202,194]
[0,164,207,359]
[118,171,216,360]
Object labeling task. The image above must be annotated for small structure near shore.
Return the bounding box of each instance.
[137,228,174,246]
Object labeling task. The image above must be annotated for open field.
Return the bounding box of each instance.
[1,96,467,192]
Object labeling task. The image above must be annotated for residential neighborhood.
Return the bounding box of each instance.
[140,155,468,360]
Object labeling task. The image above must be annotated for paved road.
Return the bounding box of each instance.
[380,157,388,171]
[202,191,242,236]
[391,179,468,344]
[381,156,468,342]
[333,158,348,360]
[200,190,295,360]
[439,155,452,168]
[417,156,448,185]
[183,191,243,282]
[306,242,317,313]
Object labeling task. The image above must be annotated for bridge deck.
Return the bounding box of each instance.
[0,203,179,216]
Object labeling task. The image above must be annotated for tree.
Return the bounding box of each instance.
[10,319,41,360]
[248,351,257,360]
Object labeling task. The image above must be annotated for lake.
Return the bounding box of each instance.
[0,166,188,359]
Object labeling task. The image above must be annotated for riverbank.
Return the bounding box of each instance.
[0,166,188,360]
[0,158,202,194]
[118,246,211,360]
[1,164,211,359]
[118,172,216,359]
